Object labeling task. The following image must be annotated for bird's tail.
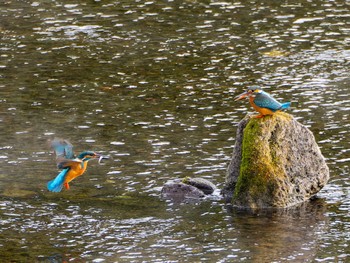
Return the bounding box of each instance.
[281,102,291,110]
[47,168,69,192]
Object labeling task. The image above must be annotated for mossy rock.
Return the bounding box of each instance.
[224,112,329,208]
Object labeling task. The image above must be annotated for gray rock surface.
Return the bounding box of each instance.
[223,112,330,208]
[182,177,217,195]
[161,182,205,199]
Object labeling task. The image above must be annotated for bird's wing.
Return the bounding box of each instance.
[50,138,75,160]
[57,158,83,169]
[254,91,282,111]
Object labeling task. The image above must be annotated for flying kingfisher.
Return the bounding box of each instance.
[47,138,108,192]
[235,86,291,118]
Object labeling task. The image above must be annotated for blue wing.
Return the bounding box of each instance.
[50,138,75,160]
[47,168,69,192]
[57,159,83,169]
[254,91,283,112]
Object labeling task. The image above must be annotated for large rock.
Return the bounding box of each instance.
[223,112,329,208]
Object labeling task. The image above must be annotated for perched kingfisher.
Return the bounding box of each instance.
[235,86,291,118]
[47,138,108,192]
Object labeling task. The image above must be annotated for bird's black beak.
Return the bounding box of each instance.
[234,91,250,101]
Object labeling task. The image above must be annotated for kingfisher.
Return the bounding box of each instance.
[234,86,291,118]
[47,138,108,192]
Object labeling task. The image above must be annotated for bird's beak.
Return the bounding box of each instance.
[92,153,101,159]
[234,91,249,101]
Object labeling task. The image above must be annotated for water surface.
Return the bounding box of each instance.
[0,0,349,262]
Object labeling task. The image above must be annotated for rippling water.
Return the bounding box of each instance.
[0,0,349,262]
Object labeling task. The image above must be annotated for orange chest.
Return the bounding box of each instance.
[64,162,88,183]
[249,96,260,111]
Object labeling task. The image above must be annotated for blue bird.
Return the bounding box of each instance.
[235,86,291,118]
[47,138,108,192]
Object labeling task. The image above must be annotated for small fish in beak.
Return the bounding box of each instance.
[98,155,110,164]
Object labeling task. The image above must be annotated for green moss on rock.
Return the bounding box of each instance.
[182,176,191,184]
[233,113,292,208]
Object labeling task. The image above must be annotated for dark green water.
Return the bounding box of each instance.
[0,0,349,262]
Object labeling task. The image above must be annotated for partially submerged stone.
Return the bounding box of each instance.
[182,177,216,195]
[161,182,205,199]
[223,112,329,208]
[161,177,217,200]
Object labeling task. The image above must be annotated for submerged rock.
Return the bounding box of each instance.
[182,177,216,195]
[223,112,329,208]
[161,177,217,200]
[161,182,205,199]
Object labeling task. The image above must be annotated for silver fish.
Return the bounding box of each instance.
[98,155,110,164]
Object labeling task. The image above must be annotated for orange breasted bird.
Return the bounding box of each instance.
[47,138,109,192]
[235,86,291,118]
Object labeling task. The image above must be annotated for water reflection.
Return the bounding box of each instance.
[1,197,334,262]
[1,0,350,261]
[226,199,329,262]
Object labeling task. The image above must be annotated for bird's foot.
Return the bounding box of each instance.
[64,182,70,190]
[252,114,264,119]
